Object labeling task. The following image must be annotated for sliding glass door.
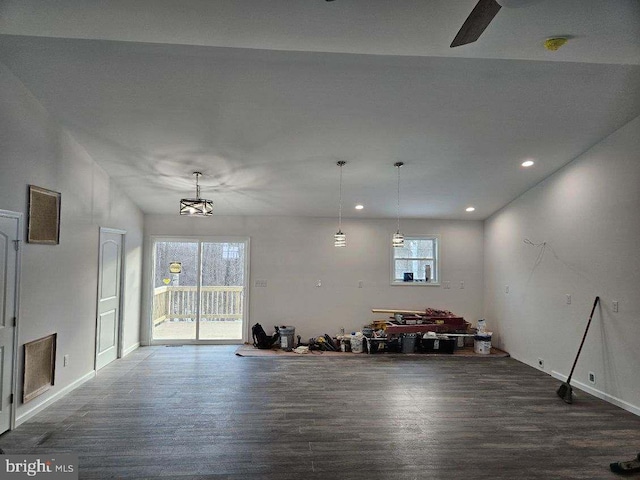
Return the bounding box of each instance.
[151,238,248,343]
[199,242,245,340]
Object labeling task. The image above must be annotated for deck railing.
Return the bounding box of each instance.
[152,286,244,326]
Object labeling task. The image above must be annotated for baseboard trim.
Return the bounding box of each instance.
[16,370,96,427]
[551,371,640,417]
[122,342,140,357]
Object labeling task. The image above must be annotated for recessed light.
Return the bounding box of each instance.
[465,207,475,212]
[355,204,364,210]
[522,160,535,167]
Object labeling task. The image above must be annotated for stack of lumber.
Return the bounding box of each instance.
[371,307,470,334]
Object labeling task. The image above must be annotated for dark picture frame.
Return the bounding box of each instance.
[27,185,61,244]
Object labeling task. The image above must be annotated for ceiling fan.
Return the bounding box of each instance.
[450,0,540,48]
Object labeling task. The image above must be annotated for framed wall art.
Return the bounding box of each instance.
[27,185,61,244]
[23,333,57,403]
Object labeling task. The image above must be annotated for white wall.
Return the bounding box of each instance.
[0,62,144,421]
[484,115,640,414]
[143,215,484,342]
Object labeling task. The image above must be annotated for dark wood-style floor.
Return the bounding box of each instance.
[2,346,639,479]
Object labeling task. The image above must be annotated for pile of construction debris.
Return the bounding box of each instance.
[252,306,483,355]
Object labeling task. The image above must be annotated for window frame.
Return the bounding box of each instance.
[390,234,440,286]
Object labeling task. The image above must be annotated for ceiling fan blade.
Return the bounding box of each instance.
[450,0,502,48]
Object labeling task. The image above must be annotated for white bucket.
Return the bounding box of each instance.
[474,335,492,355]
[350,335,364,353]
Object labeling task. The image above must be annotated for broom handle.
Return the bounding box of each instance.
[566,296,600,385]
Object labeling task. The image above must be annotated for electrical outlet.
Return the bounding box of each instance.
[505,285,509,294]
[612,301,618,313]
[588,372,596,384]
[444,281,451,289]
[566,294,572,305]
[254,279,267,287]
[537,358,544,369]
[460,281,465,289]
[64,354,70,367]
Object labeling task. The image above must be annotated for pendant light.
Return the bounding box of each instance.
[392,162,404,247]
[179,172,213,216]
[334,161,347,247]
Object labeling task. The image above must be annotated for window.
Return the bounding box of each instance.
[222,243,240,259]
[391,235,439,285]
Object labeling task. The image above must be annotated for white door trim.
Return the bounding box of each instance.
[95,227,126,371]
[0,209,23,431]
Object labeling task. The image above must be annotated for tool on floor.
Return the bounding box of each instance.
[610,452,640,475]
[556,296,600,404]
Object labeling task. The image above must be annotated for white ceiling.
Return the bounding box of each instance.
[1,0,639,219]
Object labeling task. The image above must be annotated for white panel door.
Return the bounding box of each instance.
[0,214,19,434]
[96,229,123,371]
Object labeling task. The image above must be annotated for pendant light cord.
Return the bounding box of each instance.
[195,172,201,200]
[338,162,344,231]
[396,163,401,232]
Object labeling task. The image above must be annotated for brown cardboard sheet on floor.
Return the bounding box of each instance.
[235,344,509,358]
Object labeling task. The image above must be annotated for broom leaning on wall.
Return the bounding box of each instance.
[556,296,600,404]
